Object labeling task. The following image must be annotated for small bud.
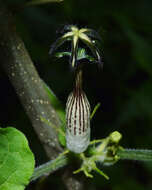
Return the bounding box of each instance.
[110,131,122,144]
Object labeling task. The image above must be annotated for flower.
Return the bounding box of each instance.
[49,25,102,68]
[66,70,91,153]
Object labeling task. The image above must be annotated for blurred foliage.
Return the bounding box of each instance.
[0,0,152,189]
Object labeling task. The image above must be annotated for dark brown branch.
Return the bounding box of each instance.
[0,3,62,159]
[0,2,85,189]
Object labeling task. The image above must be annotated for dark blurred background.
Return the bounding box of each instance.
[0,0,152,189]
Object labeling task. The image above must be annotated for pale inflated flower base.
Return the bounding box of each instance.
[66,128,90,153]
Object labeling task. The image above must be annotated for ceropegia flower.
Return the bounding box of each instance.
[49,25,102,68]
[66,70,91,153]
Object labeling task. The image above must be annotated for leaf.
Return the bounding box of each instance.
[42,82,66,146]
[43,81,66,123]
[0,127,35,190]
[26,0,63,6]
[40,116,66,147]
[58,124,66,147]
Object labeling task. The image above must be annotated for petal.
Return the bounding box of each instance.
[70,35,79,68]
[81,28,102,41]
[79,33,102,66]
[55,51,71,58]
[49,32,73,55]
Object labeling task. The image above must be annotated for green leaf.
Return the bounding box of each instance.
[0,127,35,190]
[40,116,66,147]
[43,81,66,123]
[43,80,66,146]
[26,0,63,6]
[58,124,66,147]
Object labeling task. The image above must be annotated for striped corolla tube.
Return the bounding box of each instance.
[66,70,91,153]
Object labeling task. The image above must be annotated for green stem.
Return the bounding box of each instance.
[90,103,101,120]
[31,154,68,181]
[118,148,152,161]
[31,148,152,181]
